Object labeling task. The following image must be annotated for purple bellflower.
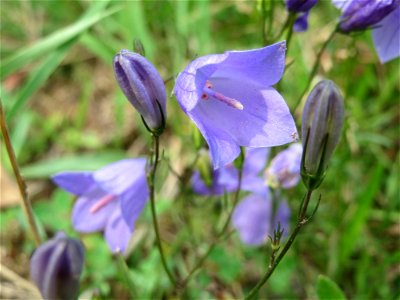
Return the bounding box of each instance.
[52,159,148,253]
[113,50,167,135]
[192,148,269,196]
[30,232,84,300]
[174,42,297,169]
[265,143,303,189]
[285,0,318,32]
[232,194,291,246]
[333,0,398,32]
[333,0,400,62]
[372,6,400,63]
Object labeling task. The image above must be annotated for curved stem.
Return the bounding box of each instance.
[245,189,314,300]
[295,26,338,112]
[148,135,176,286]
[179,165,244,291]
[285,13,296,54]
[0,100,41,246]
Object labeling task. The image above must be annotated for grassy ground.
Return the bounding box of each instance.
[1,1,399,299]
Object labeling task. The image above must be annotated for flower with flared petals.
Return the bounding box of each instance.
[52,159,148,253]
[192,148,269,196]
[113,50,167,134]
[174,42,297,169]
[265,143,303,189]
[232,194,290,246]
[30,232,84,300]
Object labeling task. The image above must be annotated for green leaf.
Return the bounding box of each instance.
[5,37,78,121]
[20,151,126,179]
[316,275,347,300]
[1,2,118,79]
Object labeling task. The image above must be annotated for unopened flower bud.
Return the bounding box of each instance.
[113,50,167,135]
[30,232,85,300]
[337,0,398,33]
[286,0,318,13]
[301,80,344,190]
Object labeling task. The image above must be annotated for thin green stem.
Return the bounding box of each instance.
[285,13,296,54]
[178,164,244,291]
[245,189,314,300]
[148,135,176,286]
[265,0,275,45]
[295,26,338,112]
[0,100,41,246]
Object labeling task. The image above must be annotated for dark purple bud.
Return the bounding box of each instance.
[30,232,85,300]
[301,80,344,190]
[286,0,318,13]
[113,50,166,135]
[338,0,399,33]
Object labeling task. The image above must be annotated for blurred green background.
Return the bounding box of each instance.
[1,1,399,299]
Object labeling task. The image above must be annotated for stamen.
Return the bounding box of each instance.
[202,80,244,110]
[89,194,115,214]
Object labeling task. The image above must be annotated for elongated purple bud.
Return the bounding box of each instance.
[30,232,85,300]
[286,0,318,13]
[338,0,398,33]
[301,80,344,189]
[113,50,166,135]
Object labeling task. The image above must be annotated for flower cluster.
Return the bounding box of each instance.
[285,0,319,32]
[52,159,148,253]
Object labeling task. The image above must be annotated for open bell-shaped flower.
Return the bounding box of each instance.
[113,50,167,135]
[174,42,297,169]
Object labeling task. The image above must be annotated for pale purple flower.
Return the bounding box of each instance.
[30,232,84,300]
[265,143,303,189]
[174,42,298,169]
[192,148,269,196]
[333,0,398,33]
[113,50,166,133]
[232,194,290,246]
[372,7,400,63]
[52,159,148,253]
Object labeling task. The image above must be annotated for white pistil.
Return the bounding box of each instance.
[202,80,244,110]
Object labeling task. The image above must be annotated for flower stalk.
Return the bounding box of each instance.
[245,189,315,300]
[148,135,176,286]
[0,100,41,246]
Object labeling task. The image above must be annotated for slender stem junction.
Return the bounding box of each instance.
[0,100,41,246]
[179,163,244,291]
[245,189,315,299]
[148,135,176,286]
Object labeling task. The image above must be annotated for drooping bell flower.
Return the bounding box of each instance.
[113,50,167,135]
[192,148,269,196]
[333,0,398,33]
[174,42,297,169]
[301,80,344,190]
[285,0,318,32]
[265,143,303,189]
[52,159,149,253]
[30,232,85,300]
[232,194,291,246]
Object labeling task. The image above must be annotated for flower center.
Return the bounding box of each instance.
[201,80,244,110]
[89,194,116,214]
